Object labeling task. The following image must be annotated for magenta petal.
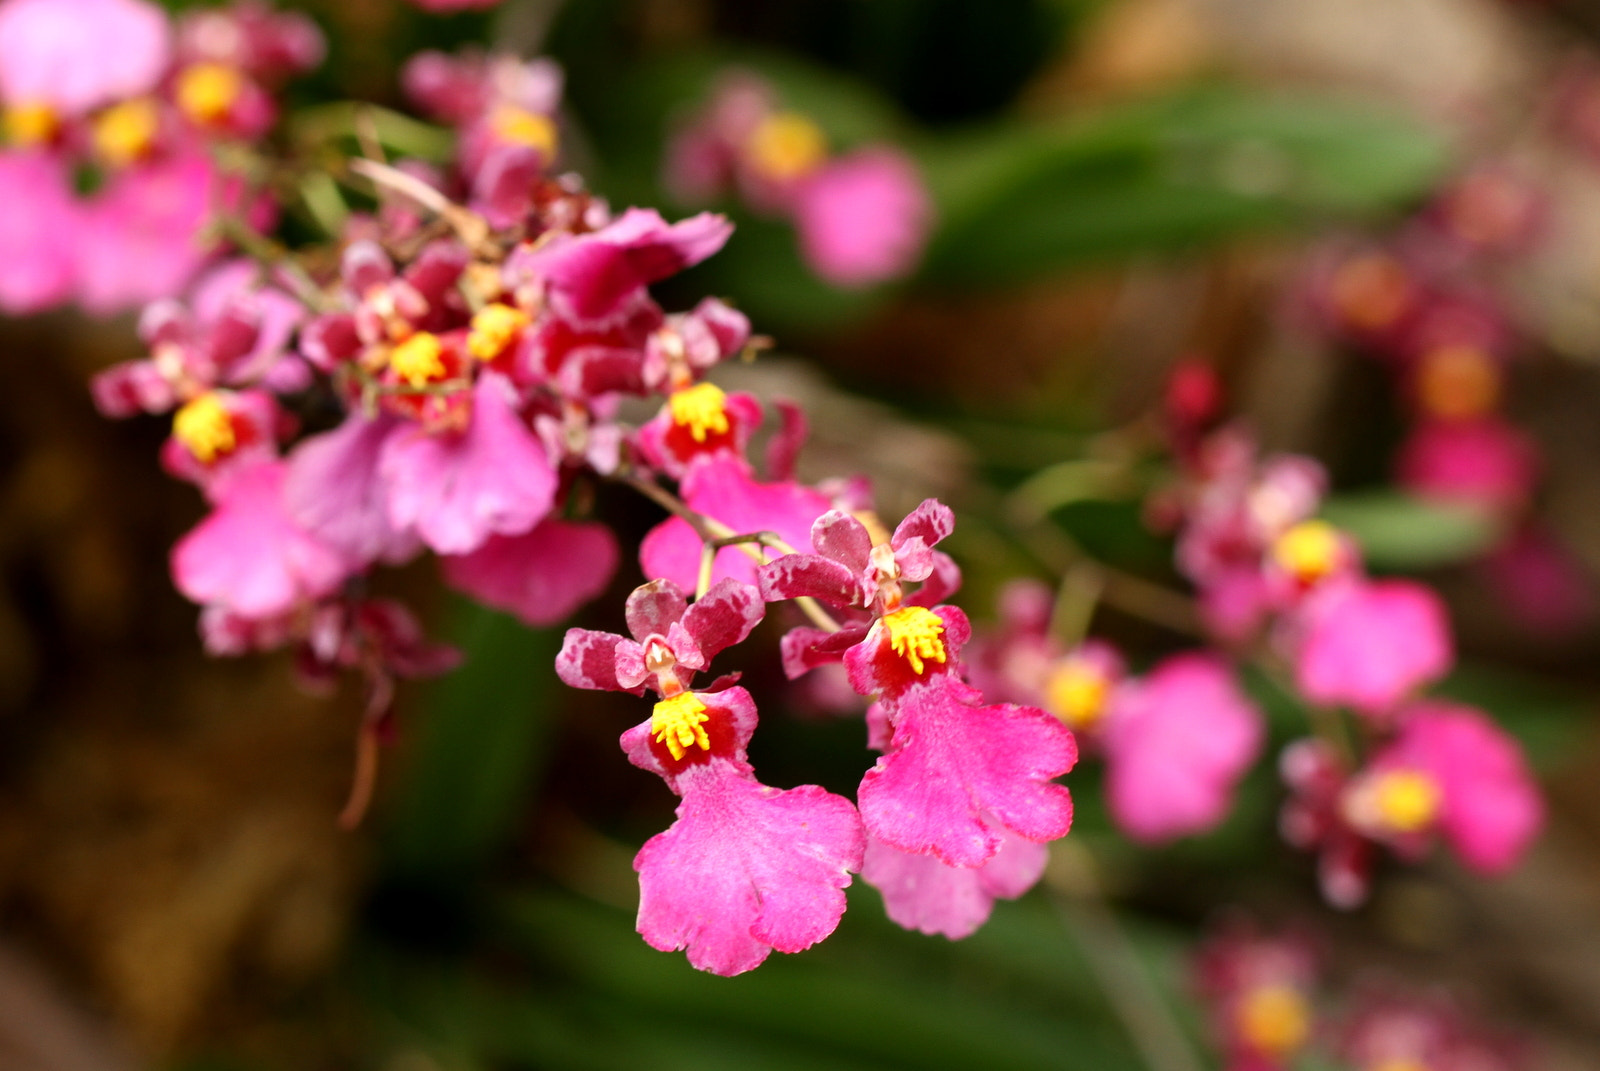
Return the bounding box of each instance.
[555,628,636,694]
[766,399,808,482]
[625,579,689,640]
[859,674,1076,867]
[442,518,618,627]
[0,151,77,314]
[634,769,863,976]
[811,509,873,574]
[1101,654,1264,843]
[890,498,955,581]
[757,553,862,608]
[0,0,171,114]
[793,148,932,288]
[904,551,962,608]
[1292,579,1453,717]
[521,208,733,327]
[863,827,1048,940]
[779,623,869,679]
[679,577,765,664]
[285,411,419,568]
[380,373,556,554]
[171,461,352,619]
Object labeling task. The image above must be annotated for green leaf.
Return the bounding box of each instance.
[1318,491,1502,570]
[917,88,1450,285]
[386,600,561,875]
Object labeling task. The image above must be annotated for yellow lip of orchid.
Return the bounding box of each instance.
[389,331,448,387]
[1044,660,1110,729]
[92,98,162,168]
[4,101,57,147]
[172,393,237,464]
[1370,769,1442,834]
[744,111,827,183]
[668,382,731,443]
[1234,984,1311,1058]
[176,62,247,126]
[1271,519,1344,585]
[489,104,559,159]
[881,606,947,676]
[651,692,712,761]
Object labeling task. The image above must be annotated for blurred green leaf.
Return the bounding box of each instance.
[1435,664,1595,770]
[1318,491,1502,569]
[918,89,1450,285]
[387,600,560,874]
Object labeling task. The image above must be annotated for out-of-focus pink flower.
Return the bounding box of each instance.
[1480,526,1595,638]
[1194,921,1320,1071]
[634,382,764,479]
[0,0,170,116]
[1288,578,1453,718]
[441,518,618,627]
[0,150,78,313]
[862,825,1048,939]
[159,388,287,494]
[513,208,732,329]
[793,147,933,288]
[177,2,324,82]
[378,371,557,555]
[171,460,353,620]
[283,412,420,569]
[1353,701,1543,874]
[1339,989,1527,1071]
[1101,653,1264,843]
[75,153,235,315]
[1395,416,1539,514]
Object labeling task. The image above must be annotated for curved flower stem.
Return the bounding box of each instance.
[348,157,491,252]
[1046,843,1206,1071]
[616,472,843,632]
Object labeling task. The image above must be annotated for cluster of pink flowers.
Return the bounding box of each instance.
[664,69,934,288]
[54,18,1551,985]
[1159,418,1542,906]
[0,0,321,314]
[1304,163,1593,636]
[1195,919,1527,1071]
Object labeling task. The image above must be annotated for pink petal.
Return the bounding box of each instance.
[634,767,863,976]
[171,461,352,619]
[0,0,170,114]
[624,578,690,640]
[555,628,637,694]
[679,577,765,664]
[757,553,863,607]
[0,150,77,314]
[1292,579,1453,717]
[793,147,932,288]
[379,373,556,554]
[285,412,419,568]
[862,827,1047,939]
[811,509,874,574]
[441,518,618,627]
[1101,653,1264,843]
[859,674,1076,867]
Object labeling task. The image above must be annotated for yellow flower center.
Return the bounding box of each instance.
[1272,520,1343,585]
[92,98,161,168]
[667,382,730,443]
[389,332,447,387]
[882,606,947,676]
[745,111,827,182]
[1415,344,1500,421]
[490,105,559,159]
[1044,661,1110,729]
[1371,1060,1431,1071]
[1372,770,1441,834]
[4,101,57,146]
[172,394,237,464]
[467,303,531,361]
[176,62,246,126]
[651,692,711,761]
[1235,984,1311,1058]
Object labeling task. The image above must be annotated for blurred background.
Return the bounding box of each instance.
[5,0,1600,1067]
